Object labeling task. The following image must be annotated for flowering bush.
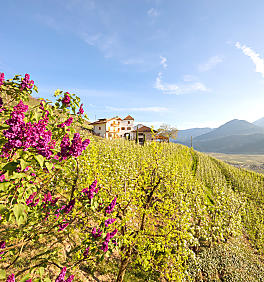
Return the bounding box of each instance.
[0,74,119,281]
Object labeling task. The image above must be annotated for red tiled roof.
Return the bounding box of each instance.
[132,126,157,133]
[124,115,134,120]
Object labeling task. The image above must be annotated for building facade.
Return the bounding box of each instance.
[90,115,135,139]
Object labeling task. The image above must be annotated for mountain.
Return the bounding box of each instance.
[194,119,264,142]
[173,119,264,154]
[176,127,213,143]
[253,117,264,128]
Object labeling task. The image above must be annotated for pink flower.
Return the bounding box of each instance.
[55,267,67,282]
[0,174,5,182]
[6,273,15,282]
[77,104,84,115]
[20,73,34,90]
[0,72,5,87]
[62,93,71,105]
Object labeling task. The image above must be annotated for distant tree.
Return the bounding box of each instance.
[135,128,139,144]
[157,123,178,143]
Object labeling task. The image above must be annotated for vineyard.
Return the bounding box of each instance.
[0,74,264,281]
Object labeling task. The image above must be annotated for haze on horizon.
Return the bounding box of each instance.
[1,0,264,130]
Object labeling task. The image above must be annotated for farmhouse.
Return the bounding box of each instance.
[90,115,134,139]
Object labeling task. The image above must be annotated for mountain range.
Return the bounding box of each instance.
[173,118,264,154]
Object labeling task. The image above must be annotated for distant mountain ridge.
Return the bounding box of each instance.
[253,117,264,128]
[174,118,264,154]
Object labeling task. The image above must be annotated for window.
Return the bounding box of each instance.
[128,121,130,124]
[121,127,125,130]
[99,127,101,130]
[127,127,131,130]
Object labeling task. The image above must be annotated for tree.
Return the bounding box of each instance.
[157,123,178,143]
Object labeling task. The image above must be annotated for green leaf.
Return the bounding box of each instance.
[2,162,19,172]
[20,274,31,282]
[0,181,10,192]
[33,85,38,93]
[20,159,28,171]
[45,162,53,172]
[43,279,52,282]
[0,269,6,279]
[34,155,44,168]
[38,267,45,278]
[13,203,27,226]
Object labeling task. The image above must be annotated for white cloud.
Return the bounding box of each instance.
[154,72,209,95]
[147,8,159,17]
[105,106,168,113]
[80,32,118,58]
[198,56,223,72]
[235,42,264,78]
[160,56,167,69]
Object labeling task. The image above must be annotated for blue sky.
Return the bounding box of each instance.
[1,0,264,129]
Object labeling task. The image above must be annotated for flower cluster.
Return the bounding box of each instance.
[25,192,39,207]
[57,117,73,128]
[77,104,84,115]
[0,174,5,182]
[0,241,5,259]
[81,180,98,200]
[1,100,56,159]
[105,218,116,228]
[0,72,4,87]
[105,197,117,214]
[58,133,90,161]
[91,227,102,238]
[42,192,59,208]
[62,93,71,105]
[6,274,15,282]
[55,267,74,282]
[20,73,34,90]
[101,229,118,252]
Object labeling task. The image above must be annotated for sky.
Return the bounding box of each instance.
[1,0,264,129]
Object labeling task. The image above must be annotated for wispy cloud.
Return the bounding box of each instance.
[198,56,223,72]
[235,42,264,78]
[154,72,209,95]
[80,32,118,58]
[160,56,167,69]
[147,8,159,17]
[105,106,168,113]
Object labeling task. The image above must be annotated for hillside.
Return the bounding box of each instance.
[1,92,264,280]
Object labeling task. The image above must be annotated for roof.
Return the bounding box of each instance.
[90,116,122,125]
[124,115,134,120]
[89,120,107,125]
[132,125,157,133]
